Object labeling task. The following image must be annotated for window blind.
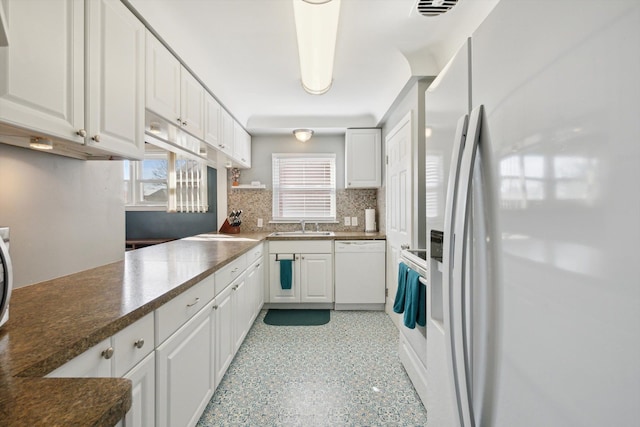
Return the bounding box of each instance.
[272,153,336,221]
[168,153,208,213]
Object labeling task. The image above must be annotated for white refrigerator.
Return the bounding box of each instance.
[425,1,640,426]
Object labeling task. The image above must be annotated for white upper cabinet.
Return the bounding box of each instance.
[345,128,382,188]
[0,0,145,159]
[145,30,204,140]
[179,68,205,139]
[0,0,85,144]
[86,0,145,159]
[204,92,221,147]
[145,30,181,126]
[219,108,234,157]
[233,121,251,168]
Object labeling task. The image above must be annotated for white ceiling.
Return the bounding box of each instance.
[126,0,499,136]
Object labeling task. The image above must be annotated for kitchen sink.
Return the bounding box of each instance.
[268,231,335,237]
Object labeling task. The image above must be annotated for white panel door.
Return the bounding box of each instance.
[385,113,413,316]
[300,253,333,303]
[232,275,250,353]
[0,0,84,143]
[219,108,234,156]
[145,30,180,125]
[86,0,144,159]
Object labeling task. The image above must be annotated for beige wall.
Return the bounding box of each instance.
[0,144,124,287]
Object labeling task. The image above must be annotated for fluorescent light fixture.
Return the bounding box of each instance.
[293,0,341,95]
[29,137,53,150]
[293,129,314,142]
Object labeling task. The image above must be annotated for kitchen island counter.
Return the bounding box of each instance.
[0,230,384,425]
[0,232,268,426]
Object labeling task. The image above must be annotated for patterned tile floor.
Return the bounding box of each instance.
[197,310,428,426]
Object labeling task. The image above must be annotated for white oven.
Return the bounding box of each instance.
[0,227,13,328]
[398,248,428,406]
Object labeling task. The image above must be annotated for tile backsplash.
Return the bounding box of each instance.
[227,187,378,233]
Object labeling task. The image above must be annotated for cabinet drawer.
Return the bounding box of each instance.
[246,243,264,266]
[46,338,112,379]
[269,240,333,254]
[214,255,247,295]
[155,275,215,345]
[113,312,155,377]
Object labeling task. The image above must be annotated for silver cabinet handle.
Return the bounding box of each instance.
[186,297,200,307]
[92,135,100,142]
[400,244,410,250]
[231,267,239,274]
[102,347,114,359]
[232,285,238,290]
[134,339,145,349]
[212,305,218,310]
[177,118,182,123]
[76,129,87,137]
[182,120,187,126]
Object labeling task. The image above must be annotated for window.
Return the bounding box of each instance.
[272,153,336,221]
[125,151,208,212]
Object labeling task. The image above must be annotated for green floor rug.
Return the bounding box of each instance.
[263,309,330,326]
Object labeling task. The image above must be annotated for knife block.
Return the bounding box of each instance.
[218,219,240,234]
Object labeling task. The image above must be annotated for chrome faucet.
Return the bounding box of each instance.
[300,220,306,233]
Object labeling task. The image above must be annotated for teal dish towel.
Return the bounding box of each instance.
[279,259,292,290]
[403,269,421,328]
[393,262,409,314]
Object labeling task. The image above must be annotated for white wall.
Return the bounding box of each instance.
[0,144,124,287]
[239,134,346,189]
[380,78,433,249]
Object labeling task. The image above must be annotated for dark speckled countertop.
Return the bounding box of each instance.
[0,230,384,425]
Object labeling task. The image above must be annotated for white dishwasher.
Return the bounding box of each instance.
[334,240,386,310]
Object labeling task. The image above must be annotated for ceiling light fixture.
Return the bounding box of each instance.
[293,0,341,95]
[293,129,314,142]
[29,137,53,150]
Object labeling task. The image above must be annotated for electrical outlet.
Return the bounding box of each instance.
[257,218,263,228]
[344,217,351,226]
[351,216,358,226]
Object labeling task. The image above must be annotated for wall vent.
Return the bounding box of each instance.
[416,0,458,17]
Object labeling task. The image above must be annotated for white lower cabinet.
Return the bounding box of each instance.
[45,243,266,427]
[300,253,333,303]
[47,312,155,426]
[156,301,214,427]
[122,352,155,427]
[232,274,249,353]
[214,284,234,389]
[268,241,333,304]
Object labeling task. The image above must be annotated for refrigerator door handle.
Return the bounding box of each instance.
[443,114,469,427]
[452,105,484,427]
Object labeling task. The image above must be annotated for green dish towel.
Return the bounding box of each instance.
[279,259,292,289]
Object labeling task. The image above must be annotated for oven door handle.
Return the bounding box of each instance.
[0,237,13,319]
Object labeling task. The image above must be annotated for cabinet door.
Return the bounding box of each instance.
[246,259,264,322]
[214,285,234,389]
[218,108,234,156]
[233,122,251,167]
[156,304,214,427]
[232,275,249,353]
[145,30,180,125]
[300,253,333,303]
[123,352,155,427]
[180,68,204,139]
[86,0,144,159]
[268,254,300,303]
[0,0,84,143]
[345,128,382,188]
[203,92,221,147]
